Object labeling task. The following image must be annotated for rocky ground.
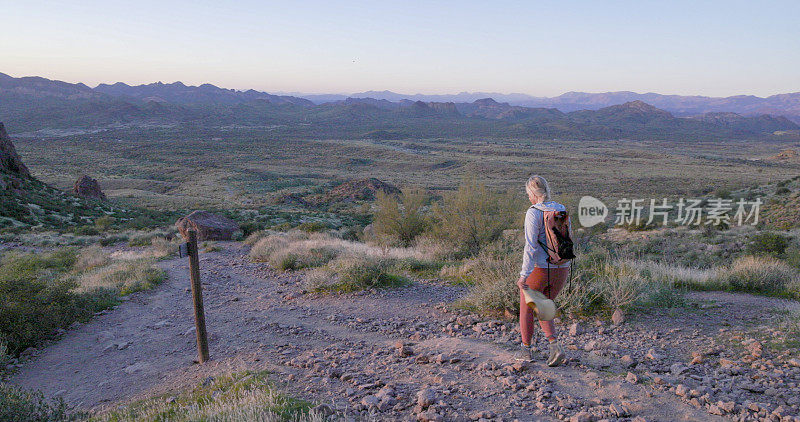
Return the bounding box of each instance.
[8,242,800,421]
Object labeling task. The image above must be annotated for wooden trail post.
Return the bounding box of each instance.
[183,229,209,363]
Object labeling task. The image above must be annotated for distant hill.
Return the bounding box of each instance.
[315,89,800,123]
[94,81,313,106]
[1,72,799,140]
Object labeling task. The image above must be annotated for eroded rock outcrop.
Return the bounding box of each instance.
[73,175,106,200]
[325,178,400,202]
[0,122,30,178]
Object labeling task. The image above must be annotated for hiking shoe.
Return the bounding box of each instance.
[546,341,566,367]
[513,345,533,362]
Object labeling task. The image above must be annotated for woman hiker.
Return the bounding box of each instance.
[515,175,569,367]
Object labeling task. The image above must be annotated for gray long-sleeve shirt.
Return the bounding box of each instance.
[520,201,570,278]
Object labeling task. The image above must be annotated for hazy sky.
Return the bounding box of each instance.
[3,1,799,97]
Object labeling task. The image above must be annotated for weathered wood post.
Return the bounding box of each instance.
[184,229,209,363]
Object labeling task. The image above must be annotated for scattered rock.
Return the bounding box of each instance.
[626,372,639,384]
[73,175,106,200]
[569,322,580,336]
[417,410,443,422]
[611,308,625,325]
[122,362,150,375]
[570,411,593,422]
[645,349,662,361]
[670,362,688,376]
[620,354,637,368]
[416,388,438,408]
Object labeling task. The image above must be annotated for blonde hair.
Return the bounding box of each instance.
[525,175,550,202]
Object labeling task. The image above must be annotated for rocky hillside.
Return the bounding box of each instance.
[0,122,149,230]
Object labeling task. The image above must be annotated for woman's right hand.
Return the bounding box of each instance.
[517,276,527,290]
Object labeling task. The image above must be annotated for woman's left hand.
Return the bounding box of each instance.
[516,276,527,290]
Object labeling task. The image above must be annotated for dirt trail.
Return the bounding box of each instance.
[9,243,800,421]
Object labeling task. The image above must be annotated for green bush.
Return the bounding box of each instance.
[0,384,83,422]
[296,221,328,233]
[0,249,120,355]
[94,215,115,231]
[372,188,429,247]
[786,247,800,269]
[72,225,99,236]
[238,221,265,237]
[430,179,520,257]
[747,232,789,257]
[98,234,128,246]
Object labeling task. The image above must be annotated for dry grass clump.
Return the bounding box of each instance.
[249,231,432,271]
[305,255,409,293]
[75,259,166,295]
[150,236,178,259]
[93,371,321,422]
[73,246,110,272]
[719,255,800,297]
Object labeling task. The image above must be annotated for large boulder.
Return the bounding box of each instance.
[176,211,239,241]
[0,122,31,177]
[73,175,106,200]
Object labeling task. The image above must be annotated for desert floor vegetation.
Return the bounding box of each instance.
[0,383,83,422]
[91,371,319,422]
[0,244,166,361]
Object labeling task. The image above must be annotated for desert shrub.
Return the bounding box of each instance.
[639,283,687,308]
[127,234,153,247]
[244,230,269,246]
[150,237,177,259]
[98,234,128,246]
[336,226,362,242]
[297,221,328,233]
[239,221,265,237]
[372,188,429,247]
[430,180,519,257]
[73,246,110,272]
[0,250,110,355]
[249,232,342,271]
[454,249,521,314]
[786,246,800,269]
[94,215,115,231]
[306,256,408,292]
[72,225,99,236]
[720,255,799,297]
[76,259,166,295]
[0,337,10,374]
[747,232,789,257]
[0,384,83,422]
[457,239,690,317]
[93,371,316,422]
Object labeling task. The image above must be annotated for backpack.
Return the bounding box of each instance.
[532,204,576,265]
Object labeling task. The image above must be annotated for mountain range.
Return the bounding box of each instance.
[1,72,798,140]
[295,90,800,123]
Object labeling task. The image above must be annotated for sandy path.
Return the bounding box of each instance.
[9,243,799,421]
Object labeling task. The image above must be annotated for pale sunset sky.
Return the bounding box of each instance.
[2,0,799,97]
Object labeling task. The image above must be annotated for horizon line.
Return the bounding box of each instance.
[3,71,800,100]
